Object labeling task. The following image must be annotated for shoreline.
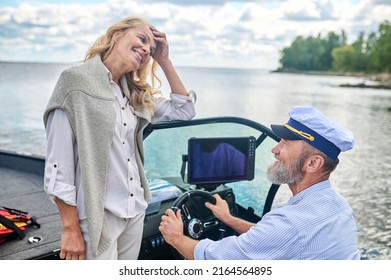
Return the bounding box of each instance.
[272,70,391,90]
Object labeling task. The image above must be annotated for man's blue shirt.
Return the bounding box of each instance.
[194,180,360,260]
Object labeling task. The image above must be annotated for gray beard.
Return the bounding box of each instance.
[267,158,305,185]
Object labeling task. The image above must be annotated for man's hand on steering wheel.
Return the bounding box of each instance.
[159,208,184,246]
[205,194,232,225]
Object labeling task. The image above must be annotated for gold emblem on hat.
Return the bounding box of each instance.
[283,123,315,141]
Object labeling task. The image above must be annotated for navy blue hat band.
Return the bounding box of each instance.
[286,118,341,160]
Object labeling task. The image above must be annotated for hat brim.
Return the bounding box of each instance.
[271,124,301,140]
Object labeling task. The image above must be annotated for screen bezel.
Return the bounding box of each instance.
[187,136,255,185]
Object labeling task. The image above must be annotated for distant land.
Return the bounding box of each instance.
[275,21,391,90]
[272,69,391,90]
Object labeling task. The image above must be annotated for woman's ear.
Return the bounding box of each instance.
[304,155,324,174]
[113,31,121,43]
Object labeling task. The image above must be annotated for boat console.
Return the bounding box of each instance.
[138,181,239,259]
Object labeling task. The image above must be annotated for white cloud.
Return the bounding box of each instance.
[282,0,322,20]
[0,0,389,69]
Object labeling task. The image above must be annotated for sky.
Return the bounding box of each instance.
[0,0,390,70]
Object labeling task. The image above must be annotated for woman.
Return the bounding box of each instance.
[43,17,196,260]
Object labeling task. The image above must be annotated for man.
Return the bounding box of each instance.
[159,106,360,260]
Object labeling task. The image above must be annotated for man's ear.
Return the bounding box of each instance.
[304,155,324,173]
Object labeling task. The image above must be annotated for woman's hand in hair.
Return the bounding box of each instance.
[150,25,169,65]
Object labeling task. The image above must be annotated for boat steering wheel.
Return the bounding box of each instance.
[171,190,219,240]
[169,189,234,259]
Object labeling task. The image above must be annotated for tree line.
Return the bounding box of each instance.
[278,21,390,73]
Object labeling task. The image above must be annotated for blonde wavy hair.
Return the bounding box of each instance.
[85,17,161,112]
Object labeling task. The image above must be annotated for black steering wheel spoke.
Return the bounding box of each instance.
[180,204,192,222]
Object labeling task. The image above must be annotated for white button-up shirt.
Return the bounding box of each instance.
[44,70,196,220]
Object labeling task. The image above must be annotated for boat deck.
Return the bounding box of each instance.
[0,150,61,259]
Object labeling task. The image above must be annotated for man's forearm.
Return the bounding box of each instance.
[171,235,199,260]
[224,216,255,235]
